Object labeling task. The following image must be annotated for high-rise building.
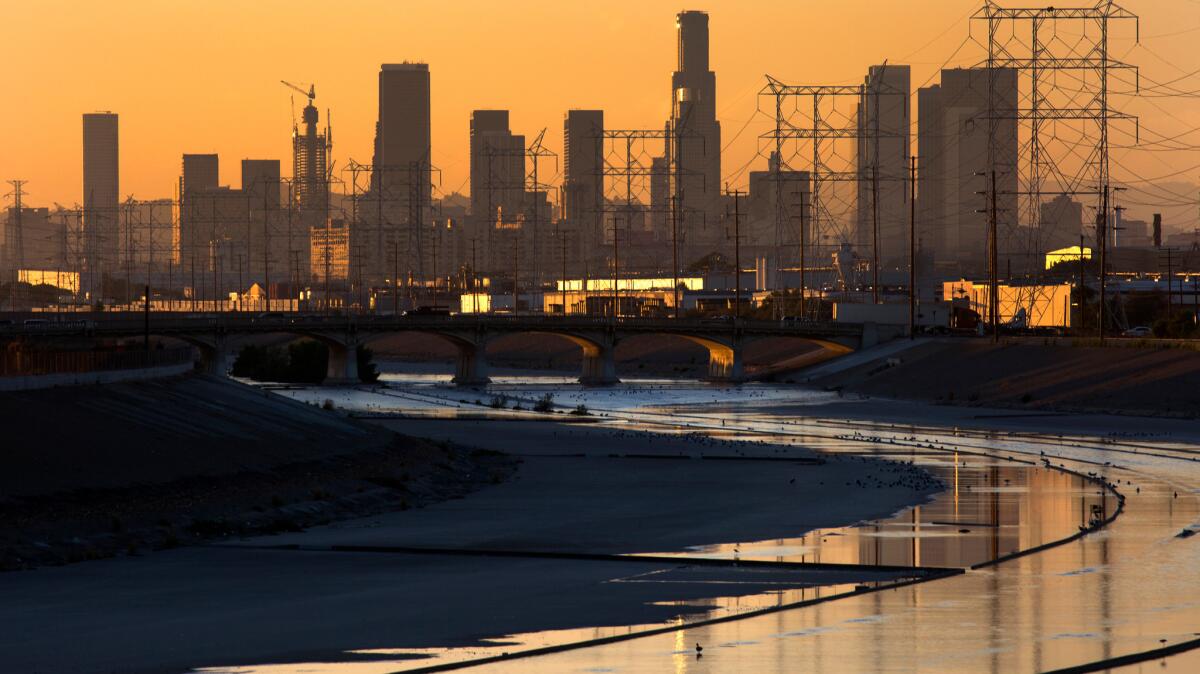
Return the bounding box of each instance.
[4,206,66,272]
[241,159,287,282]
[82,112,119,284]
[469,110,522,222]
[376,63,431,194]
[747,152,811,278]
[856,64,911,269]
[469,110,526,270]
[917,67,1018,274]
[669,10,722,260]
[563,110,604,248]
[368,63,432,282]
[180,153,219,277]
[291,97,328,220]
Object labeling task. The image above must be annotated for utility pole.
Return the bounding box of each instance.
[989,170,999,343]
[1164,246,1174,324]
[671,194,680,319]
[1078,233,1087,333]
[264,177,273,312]
[143,283,150,351]
[512,235,519,315]
[727,185,743,322]
[798,188,807,320]
[560,227,568,315]
[1098,184,1108,343]
[909,156,917,339]
[393,241,400,316]
[471,237,478,314]
[871,165,880,304]
[611,216,620,324]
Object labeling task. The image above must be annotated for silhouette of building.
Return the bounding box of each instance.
[4,206,66,273]
[563,109,604,252]
[747,152,810,278]
[240,159,287,281]
[292,96,328,220]
[470,110,524,223]
[1040,194,1084,253]
[856,64,910,269]
[367,63,432,283]
[469,110,525,270]
[917,67,1018,274]
[82,112,119,286]
[179,153,219,279]
[669,10,721,261]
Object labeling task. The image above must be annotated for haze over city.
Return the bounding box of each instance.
[2,2,1200,674]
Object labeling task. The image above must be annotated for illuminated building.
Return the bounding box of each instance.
[944,280,1073,328]
[310,219,350,284]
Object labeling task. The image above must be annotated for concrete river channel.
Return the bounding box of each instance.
[212,374,1200,674]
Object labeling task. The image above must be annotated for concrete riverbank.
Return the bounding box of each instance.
[0,374,514,570]
[0,407,942,673]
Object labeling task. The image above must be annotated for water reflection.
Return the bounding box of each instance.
[233,376,1198,674]
[637,454,1108,570]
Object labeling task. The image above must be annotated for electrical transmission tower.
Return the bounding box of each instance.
[4,180,28,278]
[594,127,702,318]
[973,1,1138,337]
[525,129,558,288]
[761,79,906,309]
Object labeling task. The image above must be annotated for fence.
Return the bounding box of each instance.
[0,347,194,378]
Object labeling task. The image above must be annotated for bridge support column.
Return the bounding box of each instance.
[706,345,744,382]
[452,342,490,386]
[324,341,360,385]
[195,338,230,377]
[579,339,619,386]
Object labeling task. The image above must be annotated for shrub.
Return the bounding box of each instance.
[533,393,554,412]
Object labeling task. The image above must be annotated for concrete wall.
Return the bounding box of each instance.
[0,361,194,392]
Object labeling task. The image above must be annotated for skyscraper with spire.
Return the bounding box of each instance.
[669,10,721,260]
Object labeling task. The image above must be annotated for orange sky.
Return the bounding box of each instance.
[2,0,1197,224]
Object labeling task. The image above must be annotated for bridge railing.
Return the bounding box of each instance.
[0,347,194,378]
[0,313,863,337]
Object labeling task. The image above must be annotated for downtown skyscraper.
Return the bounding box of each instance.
[669,10,722,260]
[917,67,1018,275]
[368,63,432,282]
[856,64,911,270]
[82,112,119,289]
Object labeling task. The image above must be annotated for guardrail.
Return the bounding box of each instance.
[0,347,193,378]
[0,314,862,338]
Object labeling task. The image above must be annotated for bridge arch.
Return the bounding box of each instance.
[356,330,489,385]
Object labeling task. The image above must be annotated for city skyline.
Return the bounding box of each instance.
[2,0,1196,230]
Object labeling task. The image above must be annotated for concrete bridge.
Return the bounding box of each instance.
[0,314,899,385]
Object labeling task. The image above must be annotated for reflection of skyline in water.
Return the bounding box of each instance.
[228,375,1200,673]
[647,455,1111,571]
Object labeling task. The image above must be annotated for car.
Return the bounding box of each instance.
[254,311,288,322]
[22,318,51,328]
[402,306,451,317]
[1122,326,1152,337]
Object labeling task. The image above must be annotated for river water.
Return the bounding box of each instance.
[243,374,1200,673]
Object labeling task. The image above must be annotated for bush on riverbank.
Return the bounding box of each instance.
[231,340,379,383]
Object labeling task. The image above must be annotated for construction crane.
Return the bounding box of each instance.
[280,80,315,103]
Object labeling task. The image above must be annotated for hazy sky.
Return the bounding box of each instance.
[2,0,1197,224]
